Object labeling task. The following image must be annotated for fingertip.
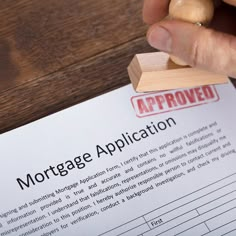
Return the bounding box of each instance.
[143,0,170,24]
[147,23,173,53]
[223,0,236,6]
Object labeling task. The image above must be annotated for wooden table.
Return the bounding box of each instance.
[0,0,235,134]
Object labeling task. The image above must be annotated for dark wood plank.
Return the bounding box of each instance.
[0,37,154,133]
[0,0,146,91]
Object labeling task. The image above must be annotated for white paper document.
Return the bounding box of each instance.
[0,82,236,236]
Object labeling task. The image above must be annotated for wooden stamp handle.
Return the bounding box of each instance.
[169,0,215,66]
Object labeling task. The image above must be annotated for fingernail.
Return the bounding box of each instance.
[148,26,172,53]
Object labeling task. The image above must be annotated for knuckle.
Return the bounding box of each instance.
[189,28,212,68]
[189,39,201,67]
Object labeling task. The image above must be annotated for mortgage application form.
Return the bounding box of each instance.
[0,82,236,236]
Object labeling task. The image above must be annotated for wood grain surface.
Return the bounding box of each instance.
[0,0,235,133]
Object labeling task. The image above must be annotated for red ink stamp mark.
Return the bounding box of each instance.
[131,85,220,118]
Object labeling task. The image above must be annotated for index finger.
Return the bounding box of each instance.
[223,0,236,6]
[143,0,170,24]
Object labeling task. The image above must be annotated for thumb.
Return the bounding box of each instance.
[147,20,236,78]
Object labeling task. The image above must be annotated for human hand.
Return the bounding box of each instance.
[143,0,236,78]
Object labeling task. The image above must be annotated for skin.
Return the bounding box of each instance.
[143,0,236,78]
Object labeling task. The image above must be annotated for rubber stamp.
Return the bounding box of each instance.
[128,0,228,92]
